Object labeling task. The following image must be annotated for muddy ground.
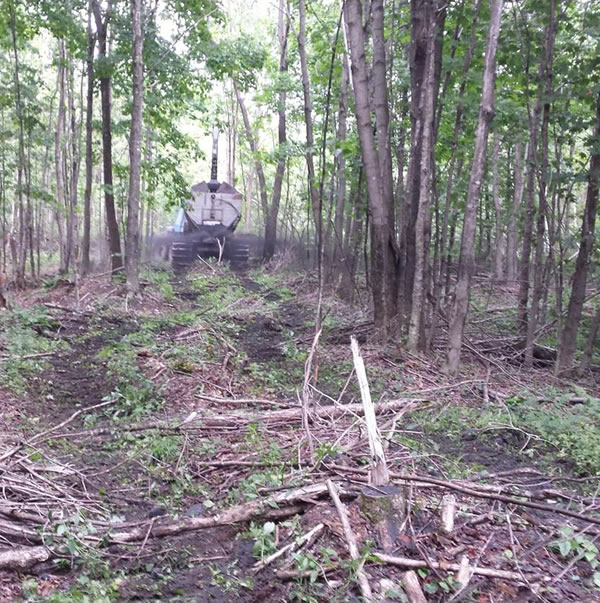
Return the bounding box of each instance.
[0,262,599,602]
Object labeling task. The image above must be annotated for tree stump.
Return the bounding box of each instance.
[359,484,407,553]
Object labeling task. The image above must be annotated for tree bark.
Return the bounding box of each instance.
[92,0,123,275]
[524,0,557,366]
[81,3,96,276]
[492,132,504,280]
[445,0,503,376]
[506,141,524,281]
[298,0,322,274]
[125,0,144,295]
[264,0,288,262]
[9,1,27,288]
[54,40,68,275]
[555,91,600,374]
[407,4,436,352]
[344,0,395,330]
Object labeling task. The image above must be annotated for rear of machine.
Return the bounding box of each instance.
[170,127,249,269]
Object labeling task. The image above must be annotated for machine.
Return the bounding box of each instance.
[169,127,249,269]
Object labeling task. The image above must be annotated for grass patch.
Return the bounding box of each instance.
[414,387,600,476]
[0,305,69,393]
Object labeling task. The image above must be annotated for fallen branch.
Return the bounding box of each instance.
[252,522,325,573]
[375,552,549,583]
[195,394,289,409]
[401,570,427,603]
[108,483,328,544]
[0,546,50,570]
[329,464,600,526]
[327,479,373,601]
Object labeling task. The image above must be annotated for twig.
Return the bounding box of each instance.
[252,523,325,573]
[302,328,322,463]
[375,553,550,582]
[327,479,373,601]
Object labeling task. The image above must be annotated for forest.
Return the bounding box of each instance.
[0,0,600,601]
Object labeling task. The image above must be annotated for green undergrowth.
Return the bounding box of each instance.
[0,305,69,393]
[413,387,600,476]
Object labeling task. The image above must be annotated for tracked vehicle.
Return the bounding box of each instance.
[169,127,249,269]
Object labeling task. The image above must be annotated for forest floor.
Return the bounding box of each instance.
[1,259,600,603]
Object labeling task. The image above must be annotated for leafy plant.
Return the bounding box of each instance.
[552,525,600,587]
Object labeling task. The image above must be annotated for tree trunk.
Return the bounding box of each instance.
[344,0,395,331]
[371,0,398,322]
[555,91,600,374]
[492,132,504,280]
[506,141,524,281]
[125,0,144,294]
[264,0,288,262]
[445,0,503,376]
[9,1,27,288]
[81,3,96,276]
[407,4,436,352]
[234,83,271,259]
[92,0,123,275]
[67,52,81,276]
[54,40,68,275]
[331,53,349,282]
[524,0,557,366]
[298,0,322,274]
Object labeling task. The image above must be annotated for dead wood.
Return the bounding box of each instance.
[328,463,600,526]
[252,522,325,573]
[327,479,373,601]
[375,552,550,583]
[401,570,428,603]
[108,483,328,543]
[0,546,50,570]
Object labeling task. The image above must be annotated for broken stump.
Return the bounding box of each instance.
[359,484,407,553]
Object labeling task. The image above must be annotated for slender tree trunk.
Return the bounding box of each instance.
[125,0,144,294]
[555,91,600,374]
[298,0,322,275]
[234,83,269,256]
[371,0,398,320]
[525,0,556,365]
[407,5,436,352]
[506,141,524,281]
[331,54,349,282]
[9,1,27,288]
[92,0,123,274]
[445,0,503,376]
[54,41,68,275]
[67,52,82,275]
[402,0,429,321]
[492,132,504,280]
[81,3,96,276]
[264,0,288,262]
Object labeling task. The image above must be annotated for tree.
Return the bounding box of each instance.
[445,0,503,376]
[92,0,122,275]
[555,90,600,374]
[81,1,95,276]
[264,0,288,262]
[125,0,143,294]
[344,0,396,331]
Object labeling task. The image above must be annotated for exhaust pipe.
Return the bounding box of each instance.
[208,126,219,193]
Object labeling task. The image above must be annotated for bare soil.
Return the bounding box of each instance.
[1,264,599,602]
